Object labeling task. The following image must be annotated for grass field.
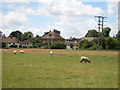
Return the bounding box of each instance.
[2,49,118,88]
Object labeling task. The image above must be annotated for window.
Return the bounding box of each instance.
[49,34,52,37]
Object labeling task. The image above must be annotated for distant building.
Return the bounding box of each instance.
[80,37,96,41]
[2,37,20,48]
[2,36,33,48]
[19,40,33,48]
[65,37,81,50]
[41,29,65,46]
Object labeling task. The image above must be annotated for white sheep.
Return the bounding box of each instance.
[50,51,53,55]
[20,50,24,53]
[13,50,16,54]
[80,56,91,63]
[3,50,6,53]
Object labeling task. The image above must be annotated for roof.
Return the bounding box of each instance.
[41,30,64,40]
[81,37,96,41]
[2,37,19,43]
[65,42,80,46]
[19,40,33,43]
[66,37,81,41]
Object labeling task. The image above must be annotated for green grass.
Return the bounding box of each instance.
[2,51,118,88]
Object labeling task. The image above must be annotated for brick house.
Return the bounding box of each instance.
[41,30,65,46]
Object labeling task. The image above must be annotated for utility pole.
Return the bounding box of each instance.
[95,16,107,49]
[95,16,102,49]
[101,16,107,49]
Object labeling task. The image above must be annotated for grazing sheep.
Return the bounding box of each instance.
[50,51,53,55]
[20,50,24,53]
[80,56,91,63]
[3,50,6,53]
[13,50,16,54]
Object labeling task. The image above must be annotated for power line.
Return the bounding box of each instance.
[95,16,107,49]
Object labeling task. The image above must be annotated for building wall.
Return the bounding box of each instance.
[6,43,20,48]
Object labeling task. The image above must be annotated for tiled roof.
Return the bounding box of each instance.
[41,30,64,40]
[19,40,33,43]
[2,37,19,43]
[81,37,96,41]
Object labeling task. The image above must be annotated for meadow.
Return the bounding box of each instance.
[2,49,118,88]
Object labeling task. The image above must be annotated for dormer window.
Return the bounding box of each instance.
[49,34,52,37]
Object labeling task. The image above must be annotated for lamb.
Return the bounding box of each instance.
[50,51,53,55]
[80,56,91,63]
[20,50,24,53]
[13,50,17,54]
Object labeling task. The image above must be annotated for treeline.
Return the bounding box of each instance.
[80,27,120,50]
[4,31,42,48]
[1,27,120,50]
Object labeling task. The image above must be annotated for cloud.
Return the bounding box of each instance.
[2,11,28,28]
[1,0,33,3]
[13,1,103,17]
[12,1,103,38]
[1,1,118,38]
[106,0,118,17]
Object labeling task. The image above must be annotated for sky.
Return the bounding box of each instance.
[0,0,119,38]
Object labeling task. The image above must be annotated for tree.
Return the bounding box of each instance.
[29,35,42,48]
[85,30,98,37]
[0,31,2,37]
[9,31,22,39]
[104,37,117,49]
[102,27,111,37]
[21,31,33,41]
[80,40,94,49]
[116,31,120,39]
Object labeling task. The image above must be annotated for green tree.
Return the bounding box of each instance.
[0,31,2,37]
[102,27,111,37]
[21,31,33,41]
[9,31,22,39]
[29,35,42,47]
[104,37,117,49]
[80,40,94,49]
[116,31,120,39]
[85,30,98,37]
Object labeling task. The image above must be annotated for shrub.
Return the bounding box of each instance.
[2,42,6,48]
[89,45,98,50]
[50,41,66,49]
[29,46,34,48]
[44,45,50,49]
[33,43,41,48]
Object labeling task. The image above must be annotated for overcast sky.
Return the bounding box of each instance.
[0,0,119,38]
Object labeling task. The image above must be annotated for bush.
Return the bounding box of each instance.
[29,46,34,48]
[44,45,50,49]
[50,41,66,49]
[2,42,6,48]
[33,43,41,48]
[89,45,98,50]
